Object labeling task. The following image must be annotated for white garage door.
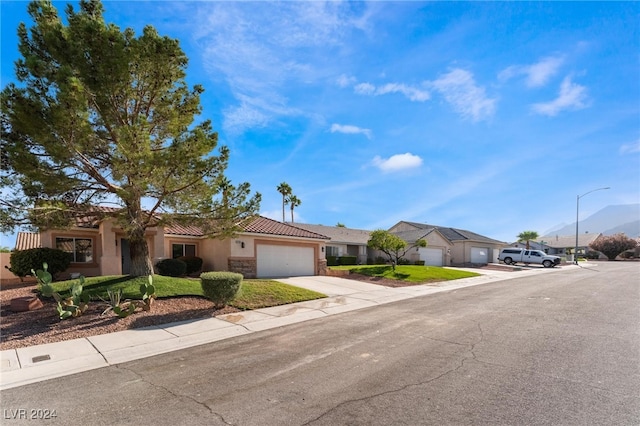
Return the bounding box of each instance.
[471,247,489,264]
[418,247,443,266]
[256,245,315,278]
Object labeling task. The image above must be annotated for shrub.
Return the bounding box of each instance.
[177,256,203,275]
[326,256,339,266]
[339,256,357,265]
[415,260,425,266]
[155,258,187,277]
[589,233,638,260]
[9,248,72,278]
[397,258,411,265]
[374,256,387,265]
[200,271,243,307]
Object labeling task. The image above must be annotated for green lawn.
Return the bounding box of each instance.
[45,275,326,309]
[330,264,480,283]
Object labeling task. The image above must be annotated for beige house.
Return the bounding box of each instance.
[388,221,506,266]
[13,215,330,279]
[292,223,372,264]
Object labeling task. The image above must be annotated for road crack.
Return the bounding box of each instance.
[303,322,486,425]
[115,364,236,425]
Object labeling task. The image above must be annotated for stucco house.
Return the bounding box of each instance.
[388,221,506,266]
[517,233,603,259]
[12,212,330,279]
[292,223,372,264]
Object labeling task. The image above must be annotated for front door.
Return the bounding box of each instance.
[121,239,131,275]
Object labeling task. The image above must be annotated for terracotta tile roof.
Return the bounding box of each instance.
[164,223,207,237]
[15,232,41,250]
[165,216,329,240]
[243,217,329,240]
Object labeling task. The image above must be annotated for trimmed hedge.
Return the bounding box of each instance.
[200,271,243,307]
[155,258,187,277]
[177,256,203,275]
[339,256,357,265]
[326,256,339,266]
[9,248,72,278]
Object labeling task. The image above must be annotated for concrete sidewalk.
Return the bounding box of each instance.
[0,265,572,390]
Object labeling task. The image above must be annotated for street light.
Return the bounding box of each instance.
[575,187,610,264]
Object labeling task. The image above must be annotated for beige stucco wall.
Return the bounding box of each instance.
[99,219,119,276]
[200,237,230,272]
[449,241,502,266]
[39,227,102,278]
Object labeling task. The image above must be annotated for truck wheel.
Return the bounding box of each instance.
[504,257,513,265]
[543,260,552,268]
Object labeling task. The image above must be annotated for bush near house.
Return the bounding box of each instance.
[155,258,187,277]
[200,271,243,307]
[177,256,203,275]
[8,248,72,279]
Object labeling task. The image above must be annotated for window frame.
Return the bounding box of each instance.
[171,243,197,259]
[55,236,95,264]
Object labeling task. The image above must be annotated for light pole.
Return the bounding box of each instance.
[575,187,610,264]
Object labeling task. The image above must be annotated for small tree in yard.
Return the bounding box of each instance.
[0,0,260,276]
[589,234,637,260]
[367,229,427,270]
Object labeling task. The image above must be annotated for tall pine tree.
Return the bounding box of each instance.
[1,0,260,276]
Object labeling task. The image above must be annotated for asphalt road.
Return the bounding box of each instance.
[2,262,639,425]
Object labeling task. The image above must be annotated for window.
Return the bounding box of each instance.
[56,237,93,263]
[172,243,196,258]
[325,246,340,257]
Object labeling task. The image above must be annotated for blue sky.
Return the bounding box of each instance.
[1,1,639,246]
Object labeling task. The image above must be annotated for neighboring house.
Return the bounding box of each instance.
[533,233,603,258]
[292,223,372,264]
[13,212,330,279]
[388,221,506,266]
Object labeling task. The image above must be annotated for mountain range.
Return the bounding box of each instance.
[544,204,640,239]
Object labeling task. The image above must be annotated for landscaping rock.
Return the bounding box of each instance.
[10,296,44,312]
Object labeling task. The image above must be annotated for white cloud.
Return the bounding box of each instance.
[620,139,640,154]
[330,124,372,139]
[193,2,373,133]
[499,56,564,87]
[372,153,423,172]
[531,76,589,116]
[429,69,496,121]
[354,82,430,102]
[336,74,356,88]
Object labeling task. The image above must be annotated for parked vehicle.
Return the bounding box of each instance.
[498,248,561,268]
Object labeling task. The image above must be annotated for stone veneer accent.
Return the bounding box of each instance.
[228,258,257,279]
[317,258,327,276]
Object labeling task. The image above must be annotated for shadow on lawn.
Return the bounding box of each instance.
[349,265,410,280]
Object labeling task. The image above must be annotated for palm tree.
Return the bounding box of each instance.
[517,230,539,249]
[289,195,301,222]
[276,182,292,222]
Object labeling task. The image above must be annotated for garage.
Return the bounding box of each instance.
[470,247,489,264]
[256,244,315,278]
[418,247,443,266]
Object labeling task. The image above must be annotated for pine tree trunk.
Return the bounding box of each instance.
[128,230,154,276]
[125,201,154,277]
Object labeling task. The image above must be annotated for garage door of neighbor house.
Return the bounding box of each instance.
[418,247,443,266]
[470,247,489,264]
[256,244,315,278]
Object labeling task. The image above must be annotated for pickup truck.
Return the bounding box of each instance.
[498,248,561,268]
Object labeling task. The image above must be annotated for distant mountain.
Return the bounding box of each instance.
[545,204,640,238]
